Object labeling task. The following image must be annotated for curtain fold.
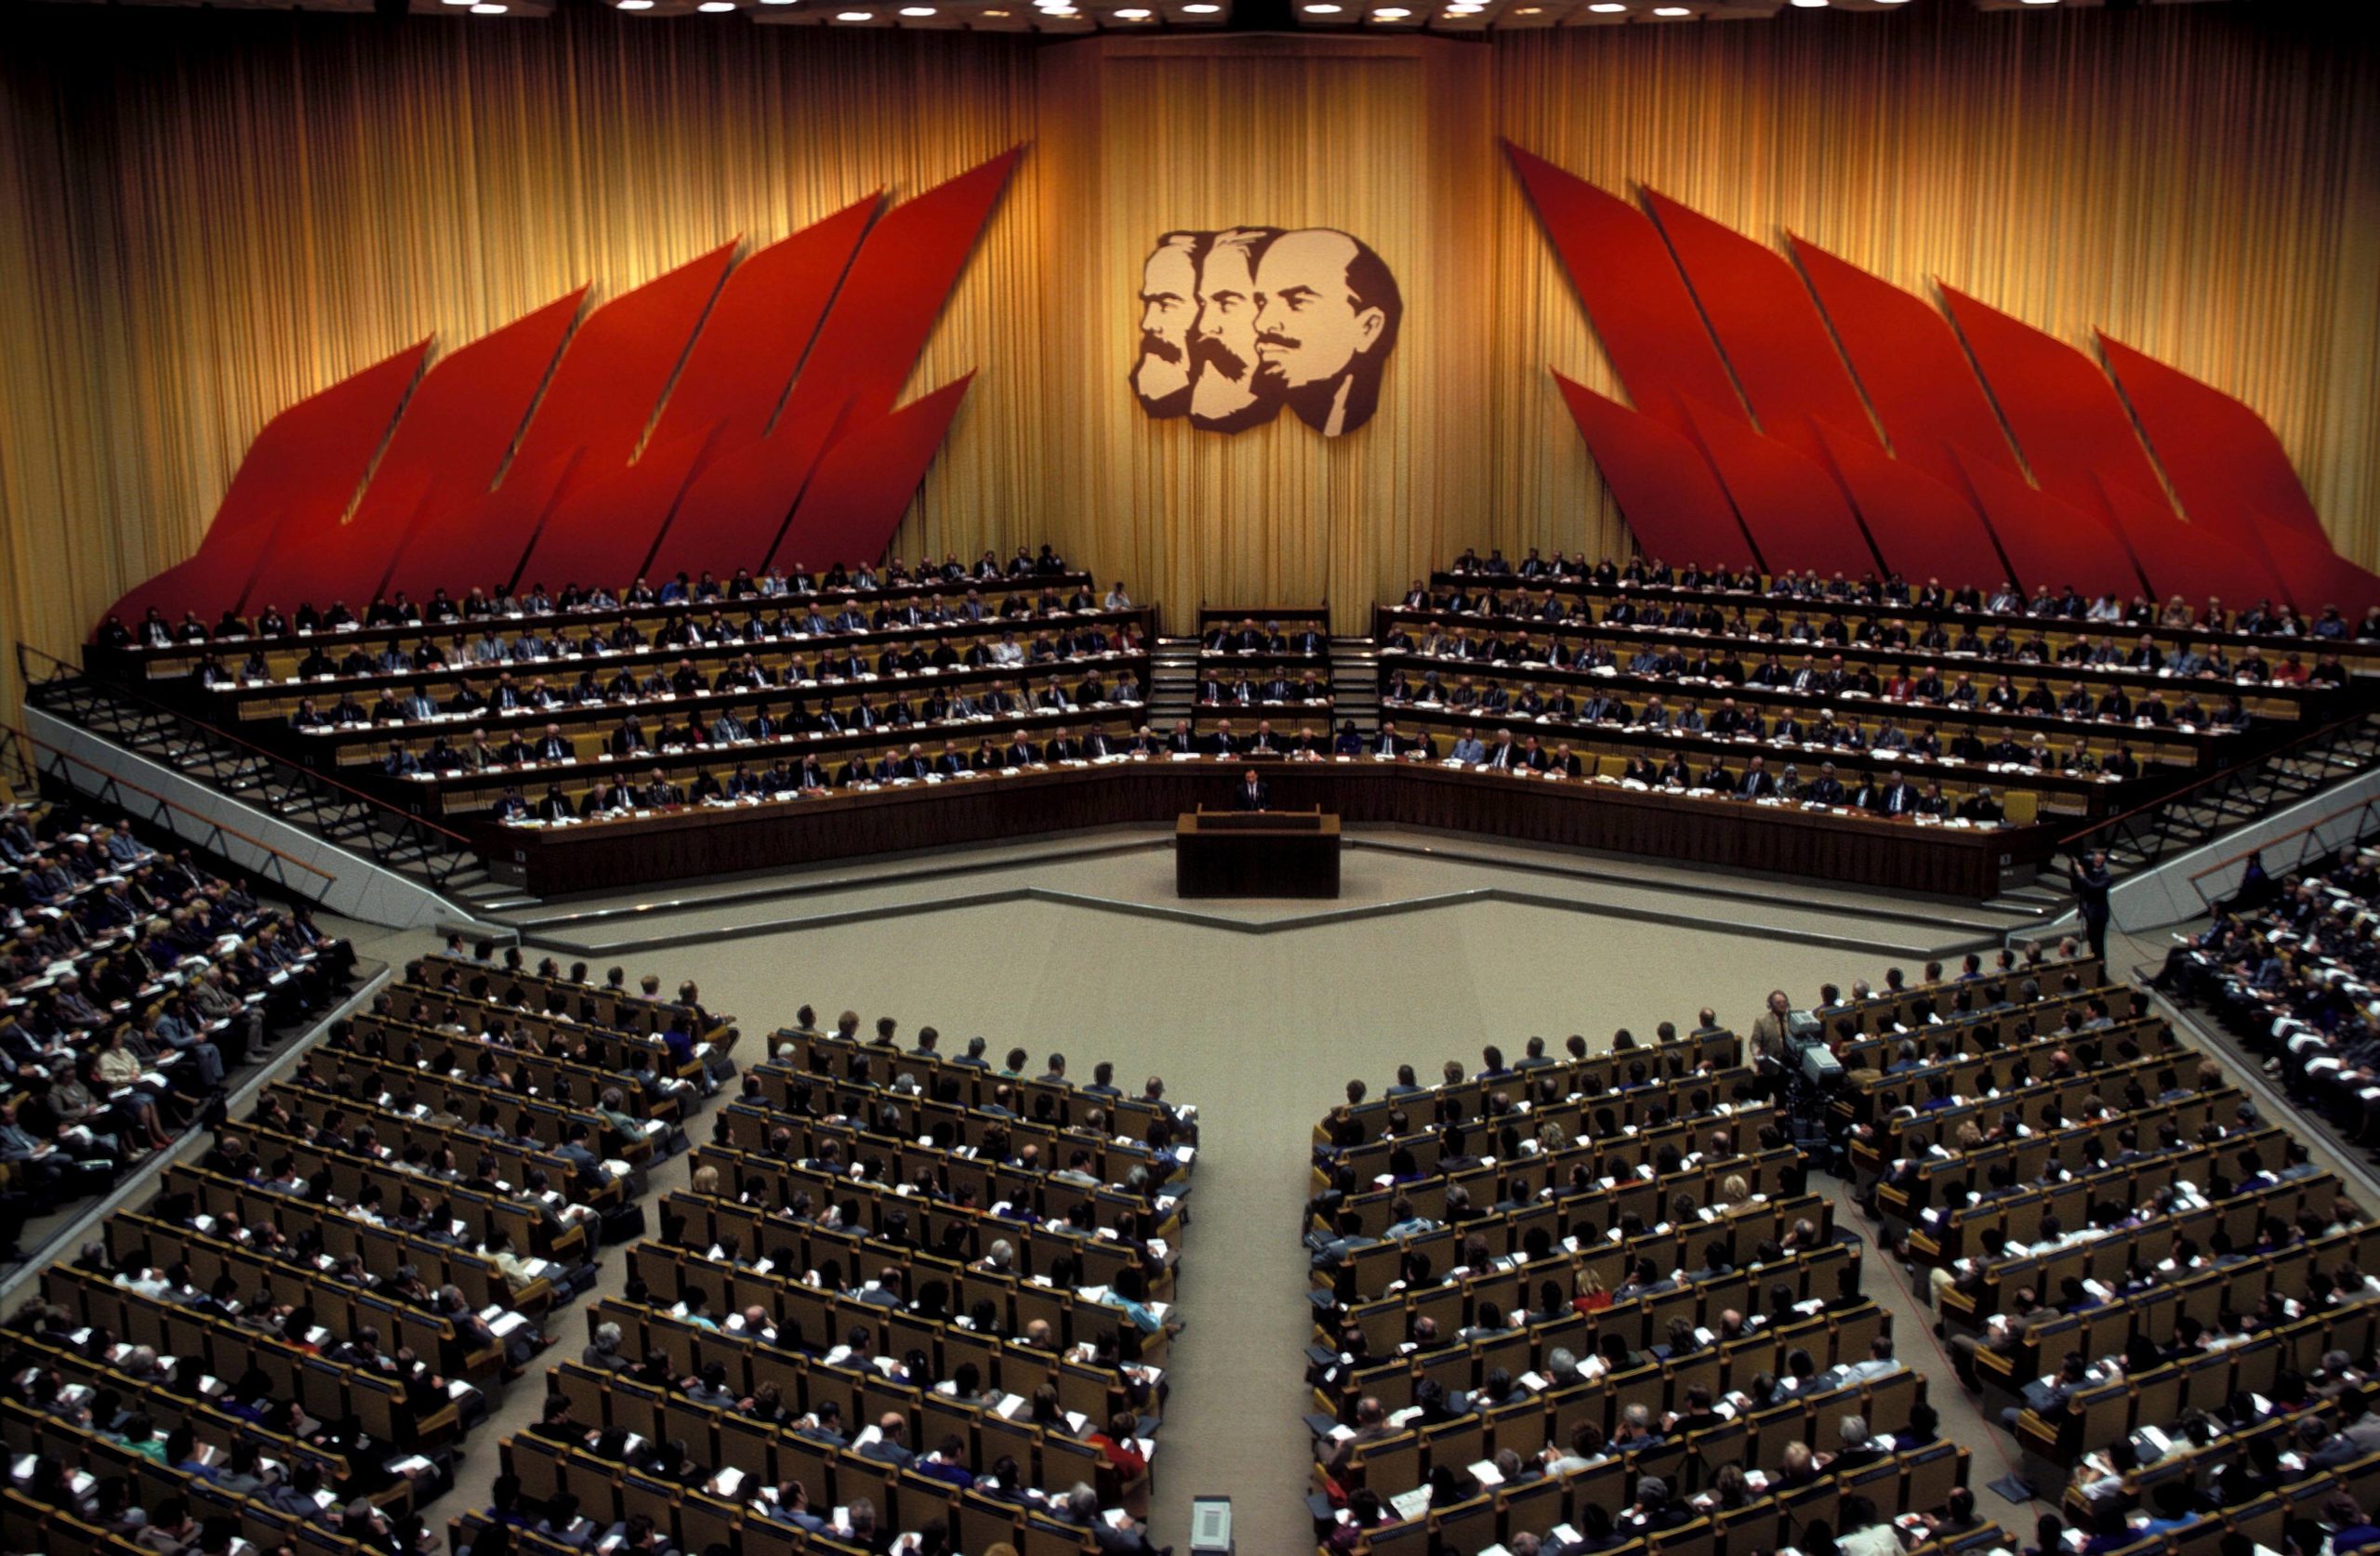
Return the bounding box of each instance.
[3,4,2373,716]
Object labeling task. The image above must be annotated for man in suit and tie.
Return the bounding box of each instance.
[1735,756,1776,800]
[1166,719,1198,754]
[1207,720,1242,757]
[1875,769,1917,817]
[535,724,573,763]
[1482,732,1519,770]
[1233,766,1270,811]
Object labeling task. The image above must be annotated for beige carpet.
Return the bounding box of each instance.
[316,846,2186,1554]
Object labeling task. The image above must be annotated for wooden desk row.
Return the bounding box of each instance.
[1423,572,2380,676]
[96,569,1103,679]
[478,759,2063,899]
[1376,604,2339,727]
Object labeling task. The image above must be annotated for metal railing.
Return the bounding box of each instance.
[18,642,483,895]
[2057,710,2380,872]
[2185,793,2380,914]
[0,723,34,799]
[9,719,340,906]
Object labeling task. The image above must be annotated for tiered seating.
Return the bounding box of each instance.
[1435,549,2380,666]
[1303,1017,1977,1556]
[470,1013,1195,1556]
[2156,837,2380,1146]
[0,794,355,1233]
[86,556,1156,824]
[1194,607,1337,752]
[1845,955,2380,1556]
[1371,556,2367,827]
[0,947,718,1556]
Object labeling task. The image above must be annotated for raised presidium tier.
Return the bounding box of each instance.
[0,939,1198,1556]
[78,539,2379,897]
[1301,943,2380,1556]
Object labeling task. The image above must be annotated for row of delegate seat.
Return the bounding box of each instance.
[471,1003,1200,1555]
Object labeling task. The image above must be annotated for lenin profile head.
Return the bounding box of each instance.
[1130,225,1400,439]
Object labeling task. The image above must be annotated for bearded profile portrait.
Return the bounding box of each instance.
[1130,231,1208,418]
[1187,226,1285,433]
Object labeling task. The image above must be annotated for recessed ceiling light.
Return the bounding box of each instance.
[900,6,935,12]
[1115,7,1150,14]
[836,9,872,17]
[1372,6,1409,14]
[617,1,654,8]
[2018,0,2056,5]
[1514,7,1540,12]
[696,2,735,10]
[470,4,506,12]
[1303,3,1341,10]
[1651,4,1688,11]
[1790,0,1826,7]
[1588,2,1624,8]
[1183,2,1220,8]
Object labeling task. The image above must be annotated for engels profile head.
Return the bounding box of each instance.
[1251,228,1402,437]
[1132,231,1207,418]
[1188,227,1285,432]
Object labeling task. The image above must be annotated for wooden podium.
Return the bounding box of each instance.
[1175,808,1342,898]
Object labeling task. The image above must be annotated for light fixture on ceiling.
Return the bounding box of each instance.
[836,9,873,17]
[900,6,935,12]
[470,5,507,12]
[1790,0,1826,7]
[1651,3,1687,12]
[2018,0,2057,5]
[1373,6,1409,15]
[1587,2,1624,9]
[1303,4,1342,11]
[1514,7,1540,12]
[1115,7,1151,14]
[1183,2,1221,8]
[696,2,735,10]
[617,1,656,7]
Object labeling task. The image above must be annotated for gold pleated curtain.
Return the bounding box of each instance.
[2,3,2375,718]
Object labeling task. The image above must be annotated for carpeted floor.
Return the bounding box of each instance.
[165,835,2308,1554]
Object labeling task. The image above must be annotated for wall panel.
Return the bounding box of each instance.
[3,4,2375,715]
